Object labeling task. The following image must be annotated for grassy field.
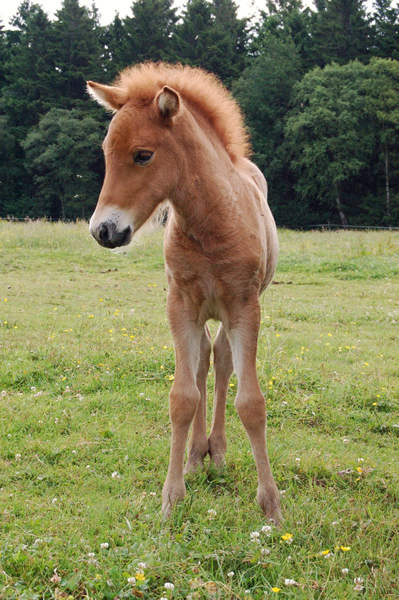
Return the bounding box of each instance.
[0,221,398,600]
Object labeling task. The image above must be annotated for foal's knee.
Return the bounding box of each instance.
[235,392,266,430]
[169,384,200,427]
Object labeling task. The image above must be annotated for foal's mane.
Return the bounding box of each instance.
[115,62,251,161]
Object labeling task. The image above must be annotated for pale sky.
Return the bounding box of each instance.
[1,0,376,27]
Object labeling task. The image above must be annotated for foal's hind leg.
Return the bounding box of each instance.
[227,300,282,524]
[208,324,233,468]
[185,325,212,474]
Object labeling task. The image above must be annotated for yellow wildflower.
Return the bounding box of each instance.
[340,546,351,552]
[135,572,145,582]
[281,533,293,542]
[271,587,281,593]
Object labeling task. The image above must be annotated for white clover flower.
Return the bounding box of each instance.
[164,582,174,590]
[87,552,95,558]
[261,548,271,555]
[250,531,260,540]
[100,542,109,549]
[15,453,21,461]
[354,577,364,592]
[227,571,234,578]
[50,570,61,584]
[128,576,136,585]
[207,509,217,518]
[284,578,297,586]
[138,562,146,570]
[111,471,120,479]
[342,568,349,575]
[261,525,272,535]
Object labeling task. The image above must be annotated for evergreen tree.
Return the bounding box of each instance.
[53,0,105,107]
[0,1,56,214]
[210,0,248,84]
[1,1,57,135]
[175,0,247,86]
[174,0,215,69]
[371,0,399,59]
[312,0,371,66]
[0,22,8,92]
[103,14,129,79]
[121,0,178,64]
[234,36,302,226]
[254,0,314,70]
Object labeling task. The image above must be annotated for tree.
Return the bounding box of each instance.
[53,0,105,107]
[1,1,57,135]
[253,1,315,71]
[0,1,57,214]
[311,0,371,66]
[102,14,129,79]
[22,108,105,220]
[174,0,215,69]
[210,0,248,85]
[234,37,302,225]
[371,0,399,60]
[119,0,178,64]
[285,61,375,225]
[366,58,399,222]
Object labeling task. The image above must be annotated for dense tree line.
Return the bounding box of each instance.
[0,0,398,226]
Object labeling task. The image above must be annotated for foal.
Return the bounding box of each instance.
[87,63,281,523]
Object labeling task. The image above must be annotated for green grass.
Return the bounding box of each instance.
[0,221,398,599]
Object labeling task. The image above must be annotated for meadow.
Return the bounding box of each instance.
[0,221,398,600]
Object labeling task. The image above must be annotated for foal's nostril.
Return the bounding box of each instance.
[99,223,110,243]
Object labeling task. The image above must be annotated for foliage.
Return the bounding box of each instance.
[1,0,399,225]
[285,61,375,225]
[234,36,302,225]
[22,108,105,219]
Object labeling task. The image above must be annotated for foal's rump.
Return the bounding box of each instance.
[236,158,279,291]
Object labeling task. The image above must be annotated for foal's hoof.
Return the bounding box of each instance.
[184,447,208,475]
[161,481,186,518]
[257,485,282,525]
[207,436,226,469]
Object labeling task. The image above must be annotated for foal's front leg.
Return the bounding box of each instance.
[185,325,211,474]
[162,290,203,517]
[227,300,282,523]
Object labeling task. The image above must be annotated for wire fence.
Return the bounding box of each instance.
[1,217,399,231]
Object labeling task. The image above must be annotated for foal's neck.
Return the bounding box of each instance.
[171,108,238,241]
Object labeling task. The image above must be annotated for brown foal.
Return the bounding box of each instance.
[87,63,281,523]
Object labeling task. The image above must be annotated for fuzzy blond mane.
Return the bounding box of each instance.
[114,62,251,161]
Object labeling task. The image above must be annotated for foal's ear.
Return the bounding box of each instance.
[156,86,180,119]
[87,81,128,111]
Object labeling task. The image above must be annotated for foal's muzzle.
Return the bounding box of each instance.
[91,221,132,248]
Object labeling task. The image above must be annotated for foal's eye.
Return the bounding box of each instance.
[133,150,154,166]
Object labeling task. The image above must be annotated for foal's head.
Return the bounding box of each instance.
[87,63,250,248]
[88,81,181,248]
